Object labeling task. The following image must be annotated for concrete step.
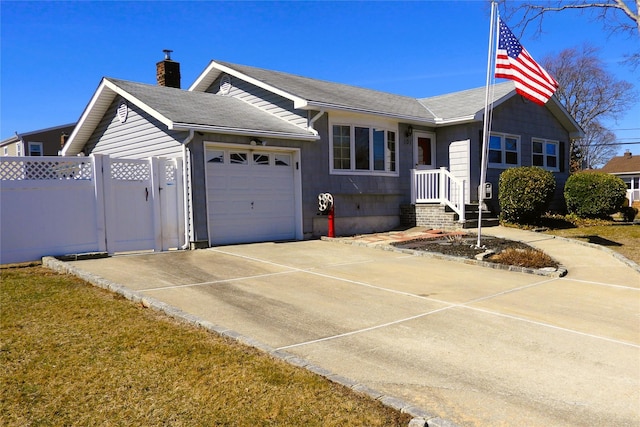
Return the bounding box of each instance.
[462,217,500,229]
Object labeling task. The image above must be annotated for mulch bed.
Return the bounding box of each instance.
[392,235,536,259]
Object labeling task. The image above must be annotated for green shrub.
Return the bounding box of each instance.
[620,206,638,222]
[564,172,627,218]
[498,166,556,224]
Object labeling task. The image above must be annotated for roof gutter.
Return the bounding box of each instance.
[436,115,479,126]
[171,123,320,141]
[302,101,437,125]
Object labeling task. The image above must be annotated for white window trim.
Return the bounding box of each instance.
[488,132,520,169]
[532,138,560,172]
[28,142,44,156]
[328,116,399,176]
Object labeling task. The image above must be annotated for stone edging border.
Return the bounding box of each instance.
[323,236,568,278]
[42,256,459,427]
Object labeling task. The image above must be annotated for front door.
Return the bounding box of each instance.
[414,132,436,170]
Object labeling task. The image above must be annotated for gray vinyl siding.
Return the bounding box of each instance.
[188,115,411,240]
[85,96,186,159]
[490,96,570,212]
[434,96,571,211]
[302,114,407,233]
[206,75,308,128]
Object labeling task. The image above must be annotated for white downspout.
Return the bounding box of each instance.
[181,129,194,249]
[308,110,325,135]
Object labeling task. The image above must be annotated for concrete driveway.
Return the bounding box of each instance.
[51,236,640,426]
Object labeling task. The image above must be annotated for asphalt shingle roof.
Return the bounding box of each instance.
[214,61,437,121]
[108,78,316,136]
[600,153,640,174]
[419,81,515,120]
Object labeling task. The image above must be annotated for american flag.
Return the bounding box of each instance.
[495,18,558,105]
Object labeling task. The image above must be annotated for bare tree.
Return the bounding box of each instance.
[541,45,637,168]
[499,0,639,36]
[576,121,620,168]
[498,0,640,65]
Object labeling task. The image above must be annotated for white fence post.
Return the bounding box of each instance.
[150,157,163,252]
[92,154,108,253]
[101,155,116,255]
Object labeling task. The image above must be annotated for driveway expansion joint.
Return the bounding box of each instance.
[41,255,459,427]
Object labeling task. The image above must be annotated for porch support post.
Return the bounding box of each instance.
[410,169,417,204]
[439,167,447,205]
[459,182,466,223]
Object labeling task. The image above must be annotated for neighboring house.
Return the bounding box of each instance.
[1,123,75,157]
[601,151,640,206]
[61,55,583,247]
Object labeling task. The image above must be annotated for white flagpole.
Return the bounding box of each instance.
[476,1,498,249]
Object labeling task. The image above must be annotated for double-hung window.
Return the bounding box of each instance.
[532,138,559,171]
[488,133,519,168]
[331,124,397,174]
[28,142,43,156]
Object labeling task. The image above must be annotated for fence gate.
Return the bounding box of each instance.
[101,156,184,254]
[0,154,185,264]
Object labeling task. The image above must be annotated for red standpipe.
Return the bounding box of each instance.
[327,205,335,238]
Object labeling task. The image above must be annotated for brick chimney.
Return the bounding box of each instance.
[156,49,181,88]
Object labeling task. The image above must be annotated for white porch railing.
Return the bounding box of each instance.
[411,167,466,223]
[628,189,639,205]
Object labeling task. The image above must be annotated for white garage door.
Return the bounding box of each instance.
[206,147,297,245]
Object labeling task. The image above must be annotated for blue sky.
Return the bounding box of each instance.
[2,0,638,156]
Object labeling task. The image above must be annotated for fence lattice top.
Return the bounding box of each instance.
[0,158,93,181]
[110,160,150,181]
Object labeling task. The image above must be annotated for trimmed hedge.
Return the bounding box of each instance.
[498,166,556,224]
[564,172,627,218]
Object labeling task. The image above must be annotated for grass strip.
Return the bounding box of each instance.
[1,266,412,426]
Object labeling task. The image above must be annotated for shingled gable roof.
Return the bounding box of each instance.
[600,152,640,174]
[419,82,515,124]
[420,82,583,138]
[189,60,583,137]
[189,60,437,123]
[62,77,318,156]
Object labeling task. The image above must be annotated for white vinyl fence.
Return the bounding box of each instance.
[0,154,184,264]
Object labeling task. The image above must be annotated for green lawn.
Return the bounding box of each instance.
[1,266,411,427]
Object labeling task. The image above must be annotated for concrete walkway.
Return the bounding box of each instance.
[331,225,639,281]
[45,226,640,427]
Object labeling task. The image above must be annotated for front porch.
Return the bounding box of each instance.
[401,168,498,230]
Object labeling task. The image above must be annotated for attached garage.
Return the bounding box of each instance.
[205,144,302,245]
